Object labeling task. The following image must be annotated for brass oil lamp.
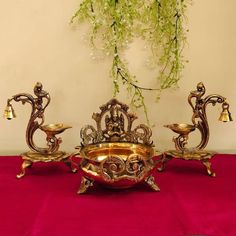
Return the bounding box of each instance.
[4,82,77,178]
[159,82,232,177]
[75,98,160,194]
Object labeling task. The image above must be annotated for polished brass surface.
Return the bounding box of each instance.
[5,82,77,178]
[161,82,232,176]
[77,98,159,193]
[41,124,72,136]
[80,142,155,185]
[164,123,196,151]
[81,142,154,162]
[164,123,195,135]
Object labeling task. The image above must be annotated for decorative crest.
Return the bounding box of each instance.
[80,99,152,146]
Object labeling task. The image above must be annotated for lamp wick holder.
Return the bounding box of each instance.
[159,82,232,177]
[76,98,159,194]
[4,82,77,178]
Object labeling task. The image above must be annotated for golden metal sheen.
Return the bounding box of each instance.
[159,82,232,177]
[76,98,159,193]
[4,82,77,178]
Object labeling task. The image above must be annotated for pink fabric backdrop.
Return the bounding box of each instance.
[0,155,235,236]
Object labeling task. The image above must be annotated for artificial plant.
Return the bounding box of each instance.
[71,0,191,123]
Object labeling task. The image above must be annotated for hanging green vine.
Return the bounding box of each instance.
[142,0,190,91]
[71,0,191,123]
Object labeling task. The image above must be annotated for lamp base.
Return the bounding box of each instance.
[16,151,78,179]
[158,149,216,177]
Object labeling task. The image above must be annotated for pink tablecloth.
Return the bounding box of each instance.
[0,155,236,236]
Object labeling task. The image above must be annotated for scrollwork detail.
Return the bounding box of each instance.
[80,125,99,146]
[100,155,125,182]
[131,124,153,145]
[100,154,147,182]
[80,98,153,146]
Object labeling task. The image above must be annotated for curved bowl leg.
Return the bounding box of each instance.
[16,160,32,179]
[202,159,216,177]
[144,175,160,191]
[77,176,94,194]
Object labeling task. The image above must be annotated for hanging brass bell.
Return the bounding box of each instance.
[219,102,233,122]
[3,102,16,120]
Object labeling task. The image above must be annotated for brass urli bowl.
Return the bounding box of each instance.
[79,142,155,189]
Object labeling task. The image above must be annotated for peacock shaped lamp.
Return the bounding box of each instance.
[4,82,77,178]
[159,82,232,177]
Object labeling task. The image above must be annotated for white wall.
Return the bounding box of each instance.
[0,0,236,155]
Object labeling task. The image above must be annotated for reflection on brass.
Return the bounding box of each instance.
[41,123,72,136]
[4,82,77,178]
[165,124,196,136]
[160,82,232,176]
[77,98,159,193]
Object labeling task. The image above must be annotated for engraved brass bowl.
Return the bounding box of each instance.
[165,123,196,135]
[77,98,159,193]
[79,142,155,189]
[41,123,72,136]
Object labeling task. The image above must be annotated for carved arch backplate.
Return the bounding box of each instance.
[80,98,153,146]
